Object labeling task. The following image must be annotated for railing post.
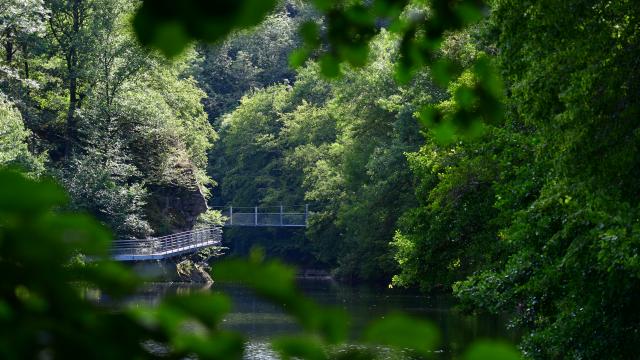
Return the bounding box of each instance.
[305,204,309,226]
[280,205,284,226]
[229,206,233,226]
[255,206,258,226]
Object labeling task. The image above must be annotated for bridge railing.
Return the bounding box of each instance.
[211,205,308,227]
[111,227,222,258]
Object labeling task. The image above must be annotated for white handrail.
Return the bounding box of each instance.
[111,227,222,261]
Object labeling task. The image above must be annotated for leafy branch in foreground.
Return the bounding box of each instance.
[0,169,520,359]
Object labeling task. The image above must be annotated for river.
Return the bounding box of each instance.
[92,279,519,359]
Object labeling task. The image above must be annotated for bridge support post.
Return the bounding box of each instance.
[255,206,258,226]
[229,206,233,226]
[305,204,309,225]
[280,205,284,226]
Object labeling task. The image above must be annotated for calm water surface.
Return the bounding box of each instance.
[94,279,518,359]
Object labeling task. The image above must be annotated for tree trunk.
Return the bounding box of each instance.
[65,0,81,158]
[22,44,29,79]
[4,28,14,63]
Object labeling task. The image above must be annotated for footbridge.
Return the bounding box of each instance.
[111,227,222,261]
[111,205,308,261]
[213,205,309,228]
[212,205,309,227]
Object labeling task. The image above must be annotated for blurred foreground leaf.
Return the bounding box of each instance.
[464,340,522,360]
[364,313,440,356]
[272,335,327,360]
[162,293,232,329]
[133,0,278,57]
[0,169,67,213]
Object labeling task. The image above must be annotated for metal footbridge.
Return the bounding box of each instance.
[111,205,308,261]
[214,205,308,227]
[111,227,222,261]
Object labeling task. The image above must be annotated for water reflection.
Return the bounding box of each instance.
[90,280,519,359]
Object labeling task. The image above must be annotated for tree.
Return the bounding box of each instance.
[211,32,443,280]
[0,95,45,175]
[195,1,311,123]
[0,0,47,64]
[453,1,640,358]
[46,0,94,157]
[0,0,218,238]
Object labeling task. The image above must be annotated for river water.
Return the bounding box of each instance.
[94,279,518,359]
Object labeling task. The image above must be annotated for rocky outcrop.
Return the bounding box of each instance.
[176,260,213,284]
[146,161,208,233]
[175,246,226,284]
[148,183,207,232]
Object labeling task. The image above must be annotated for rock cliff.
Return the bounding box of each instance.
[146,158,208,234]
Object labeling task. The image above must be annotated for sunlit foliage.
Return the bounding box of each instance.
[0,96,45,175]
[0,0,217,238]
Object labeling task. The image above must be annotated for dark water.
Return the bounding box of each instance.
[91,279,518,359]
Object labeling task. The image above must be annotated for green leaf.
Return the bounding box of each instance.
[83,261,141,297]
[363,313,440,356]
[289,48,310,69]
[163,293,231,329]
[456,2,484,24]
[315,307,349,344]
[0,171,67,213]
[431,59,461,87]
[272,336,327,360]
[464,341,522,360]
[455,86,476,110]
[172,331,244,360]
[133,0,278,57]
[300,21,320,47]
[212,258,297,301]
[212,255,348,343]
[319,55,341,78]
[151,21,190,58]
[340,44,370,67]
[35,213,112,256]
[309,0,332,11]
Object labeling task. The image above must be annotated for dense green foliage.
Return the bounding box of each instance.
[1,0,639,358]
[177,1,640,358]
[210,32,443,279]
[194,2,313,123]
[454,2,640,358]
[0,95,45,174]
[389,1,640,358]
[0,0,216,237]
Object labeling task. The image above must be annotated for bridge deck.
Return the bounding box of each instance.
[112,227,222,261]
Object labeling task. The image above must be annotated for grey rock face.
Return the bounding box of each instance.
[146,164,208,234]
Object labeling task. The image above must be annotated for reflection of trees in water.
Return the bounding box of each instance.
[82,282,210,308]
[82,280,518,354]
